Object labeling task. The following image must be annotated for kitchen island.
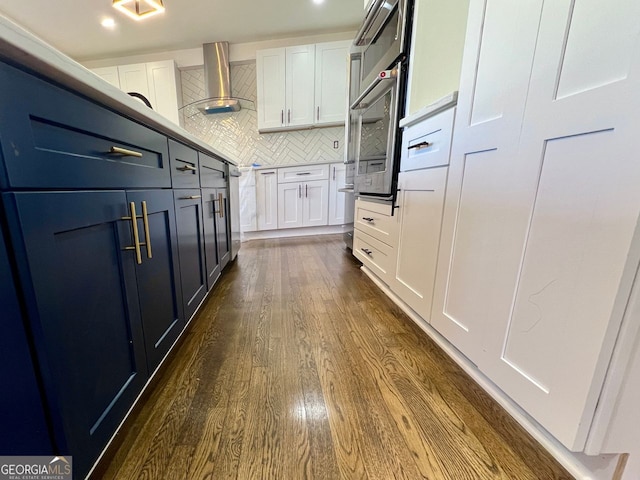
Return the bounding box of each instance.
[0,14,237,479]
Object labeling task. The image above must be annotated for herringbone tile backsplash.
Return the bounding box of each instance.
[180,64,346,167]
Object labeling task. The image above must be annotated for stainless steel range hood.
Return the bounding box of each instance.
[198,41,240,114]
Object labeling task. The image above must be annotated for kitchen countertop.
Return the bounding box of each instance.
[250,160,345,170]
[0,15,237,166]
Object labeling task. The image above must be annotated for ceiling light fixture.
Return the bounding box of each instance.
[101,18,116,28]
[112,0,165,21]
[313,0,325,4]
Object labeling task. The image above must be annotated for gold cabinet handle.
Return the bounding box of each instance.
[179,195,202,200]
[123,202,142,264]
[218,193,224,218]
[110,146,143,158]
[176,165,197,172]
[141,201,152,259]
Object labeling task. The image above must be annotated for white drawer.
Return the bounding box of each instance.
[354,198,399,247]
[353,230,397,283]
[278,164,330,183]
[401,107,455,172]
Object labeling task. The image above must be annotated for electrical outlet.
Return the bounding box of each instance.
[333,140,339,149]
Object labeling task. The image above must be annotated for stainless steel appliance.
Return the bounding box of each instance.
[356,0,411,89]
[229,165,241,260]
[348,0,412,204]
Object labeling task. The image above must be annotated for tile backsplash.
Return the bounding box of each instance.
[180,63,345,167]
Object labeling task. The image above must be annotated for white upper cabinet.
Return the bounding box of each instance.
[91,60,181,125]
[257,41,349,132]
[257,45,315,131]
[91,66,120,89]
[256,48,287,131]
[315,41,350,126]
[431,0,640,453]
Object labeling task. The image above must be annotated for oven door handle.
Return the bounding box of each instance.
[354,0,387,45]
[351,69,397,110]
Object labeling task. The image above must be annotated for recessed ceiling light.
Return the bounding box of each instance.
[313,0,325,4]
[101,17,116,28]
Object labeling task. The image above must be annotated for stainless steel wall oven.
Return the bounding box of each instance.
[348,0,413,204]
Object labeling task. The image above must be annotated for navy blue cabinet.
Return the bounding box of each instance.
[4,191,149,478]
[0,224,52,455]
[173,189,208,321]
[0,58,235,479]
[0,62,170,190]
[126,190,185,373]
[200,153,230,287]
[169,139,200,189]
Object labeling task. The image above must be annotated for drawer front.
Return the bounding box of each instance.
[278,164,330,183]
[354,199,399,247]
[400,107,455,172]
[199,152,227,188]
[0,61,171,190]
[169,140,200,188]
[353,230,397,283]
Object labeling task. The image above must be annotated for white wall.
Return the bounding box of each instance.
[406,0,469,114]
[81,31,354,69]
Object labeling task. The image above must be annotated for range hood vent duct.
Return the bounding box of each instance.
[199,41,240,114]
[180,41,255,117]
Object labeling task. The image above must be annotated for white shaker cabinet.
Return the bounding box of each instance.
[91,66,120,88]
[277,164,330,229]
[256,45,315,131]
[431,0,640,452]
[255,169,279,231]
[91,60,181,125]
[394,167,447,322]
[314,41,350,126]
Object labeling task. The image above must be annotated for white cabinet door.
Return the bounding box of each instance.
[328,163,349,225]
[394,167,447,321]
[302,179,329,227]
[278,182,303,229]
[286,45,316,127]
[256,48,286,131]
[117,63,151,99]
[315,41,349,125]
[431,0,544,368]
[484,0,640,451]
[92,66,120,88]
[256,170,279,231]
[146,61,180,125]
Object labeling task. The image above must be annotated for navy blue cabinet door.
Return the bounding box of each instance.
[173,190,207,321]
[5,191,148,479]
[201,189,221,290]
[0,226,52,455]
[216,187,231,271]
[127,190,184,373]
[0,62,170,190]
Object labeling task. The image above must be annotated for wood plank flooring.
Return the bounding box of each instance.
[94,234,574,480]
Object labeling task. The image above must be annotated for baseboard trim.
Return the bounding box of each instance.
[242,224,348,241]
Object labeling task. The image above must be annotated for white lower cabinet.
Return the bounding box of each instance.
[256,169,278,231]
[278,179,328,229]
[353,199,399,286]
[393,167,447,321]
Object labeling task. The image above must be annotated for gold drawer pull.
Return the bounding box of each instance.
[218,193,224,218]
[177,165,197,172]
[109,146,143,158]
[141,201,152,259]
[179,195,202,200]
[123,202,142,264]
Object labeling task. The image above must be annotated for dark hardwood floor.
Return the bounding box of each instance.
[95,234,574,479]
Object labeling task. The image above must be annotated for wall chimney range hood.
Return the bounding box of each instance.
[181,41,253,116]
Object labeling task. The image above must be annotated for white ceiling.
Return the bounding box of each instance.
[0,0,363,61]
